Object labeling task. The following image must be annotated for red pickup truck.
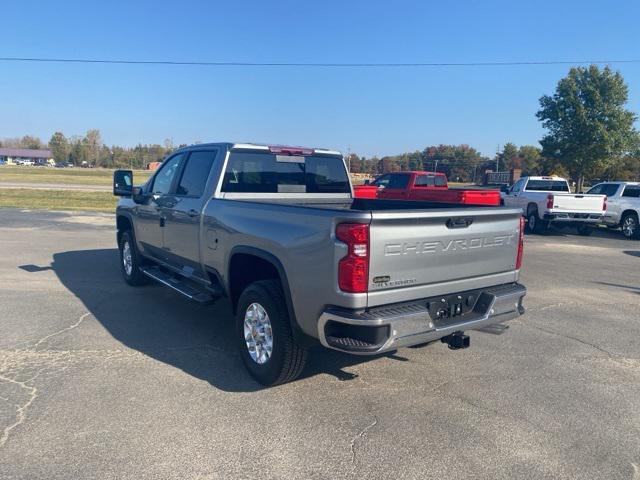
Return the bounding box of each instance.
[354,171,500,206]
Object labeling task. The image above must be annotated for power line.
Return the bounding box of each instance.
[0,56,639,68]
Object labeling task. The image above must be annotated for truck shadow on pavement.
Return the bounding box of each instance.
[49,248,393,392]
[593,281,640,295]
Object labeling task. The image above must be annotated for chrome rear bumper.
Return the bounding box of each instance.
[543,212,603,223]
[318,283,526,355]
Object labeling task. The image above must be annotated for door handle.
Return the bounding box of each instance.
[187,209,199,218]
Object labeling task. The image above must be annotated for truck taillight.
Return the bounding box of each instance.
[603,195,607,211]
[516,216,525,270]
[336,223,369,293]
[546,194,554,209]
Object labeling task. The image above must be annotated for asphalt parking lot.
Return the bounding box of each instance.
[1,209,639,479]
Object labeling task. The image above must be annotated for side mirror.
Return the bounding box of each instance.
[500,185,510,193]
[364,180,370,185]
[113,170,133,196]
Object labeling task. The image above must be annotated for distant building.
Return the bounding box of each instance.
[0,148,54,166]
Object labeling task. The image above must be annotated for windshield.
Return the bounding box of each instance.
[525,179,570,192]
[222,151,350,194]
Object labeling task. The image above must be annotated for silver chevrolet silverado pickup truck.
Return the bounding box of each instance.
[113,142,526,385]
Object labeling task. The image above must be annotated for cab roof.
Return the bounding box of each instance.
[173,142,341,156]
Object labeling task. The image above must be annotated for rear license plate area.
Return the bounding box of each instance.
[426,291,481,327]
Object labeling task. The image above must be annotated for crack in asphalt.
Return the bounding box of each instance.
[0,309,99,449]
[32,312,92,350]
[350,415,379,469]
[0,372,39,448]
[0,307,237,450]
[524,323,622,358]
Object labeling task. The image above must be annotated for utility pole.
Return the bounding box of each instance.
[434,158,438,172]
[496,145,500,172]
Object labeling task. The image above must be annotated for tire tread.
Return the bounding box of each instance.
[237,279,307,386]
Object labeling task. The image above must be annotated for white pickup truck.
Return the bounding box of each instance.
[501,176,606,235]
[586,181,640,239]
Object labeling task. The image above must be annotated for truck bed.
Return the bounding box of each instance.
[244,197,496,211]
[213,196,522,308]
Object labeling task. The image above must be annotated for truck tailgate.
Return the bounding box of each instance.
[551,194,605,212]
[367,208,522,306]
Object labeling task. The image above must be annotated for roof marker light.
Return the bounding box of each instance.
[268,145,314,156]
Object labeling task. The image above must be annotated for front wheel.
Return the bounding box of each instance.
[621,213,640,239]
[118,230,148,286]
[236,280,307,386]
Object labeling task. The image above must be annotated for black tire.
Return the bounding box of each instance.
[577,224,593,236]
[526,208,546,234]
[118,230,148,286]
[621,213,640,240]
[236,280,307,386]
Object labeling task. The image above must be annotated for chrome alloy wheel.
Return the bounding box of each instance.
[622,215,638,238]
[244,303,273,365]
[122,240,133,276]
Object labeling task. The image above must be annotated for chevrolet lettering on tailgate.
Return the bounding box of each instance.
[384,234,516,256]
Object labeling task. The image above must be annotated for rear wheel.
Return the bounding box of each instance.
[621,213,640,239]
[236,280,307,386]
[118,230,148,286]
[526,208,547,234]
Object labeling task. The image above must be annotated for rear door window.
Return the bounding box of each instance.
[587,184,620,196]
[601,184,621,196]
[176,150,217,197]
[222,152,349,193]
[622,186,640,198]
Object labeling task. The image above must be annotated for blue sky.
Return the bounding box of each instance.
[1,0,639,157]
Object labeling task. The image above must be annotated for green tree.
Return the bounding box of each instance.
[500,143,519,171]
[20,135,43,149]
[537,65,639,192]
[85,129,102,166]
[48,132,69,163]
[68,135,89,166]
[517,145,542,175]
[421,144,486,182]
